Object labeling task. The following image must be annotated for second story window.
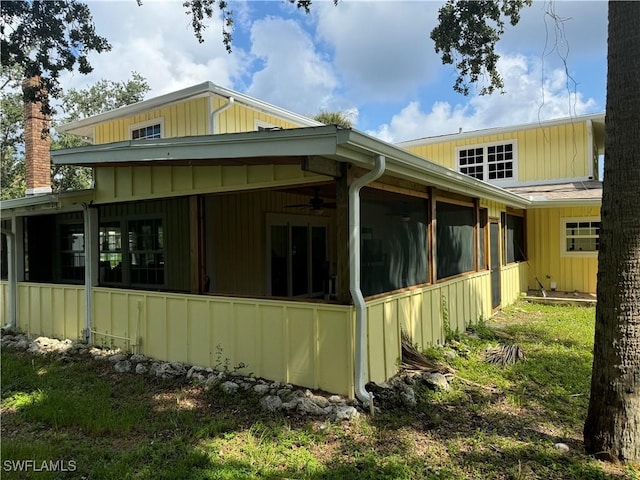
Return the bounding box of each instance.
[457,141,517,184]
[130,118,163,140]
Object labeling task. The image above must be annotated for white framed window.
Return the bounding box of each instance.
[457,140,517,185]
[561,217,600,257]
[129,118,164,140]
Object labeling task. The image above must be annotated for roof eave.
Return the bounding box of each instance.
[51,126,530,209]
[528,198,602,208]
[0,190,93,215]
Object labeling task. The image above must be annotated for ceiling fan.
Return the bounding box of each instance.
[285,187,336,211]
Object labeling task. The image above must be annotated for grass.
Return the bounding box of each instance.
[1,301,639,479]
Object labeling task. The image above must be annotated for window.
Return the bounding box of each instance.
[457,141,517,184]
[360,190,429,296]
[436,201,475,280]
[129,219,164,286]
[60,224,85,282]
[99,222,123,283]
[562,218,600,256]
[130,118,163,140]
[503,213,526,264]
[99,217,164,287]
[459,147,485,180]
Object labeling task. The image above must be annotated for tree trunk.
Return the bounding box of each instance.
[583,0,640,463]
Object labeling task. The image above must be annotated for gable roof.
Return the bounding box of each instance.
[56,81,323,140]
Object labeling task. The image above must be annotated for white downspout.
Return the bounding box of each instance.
[1,227,16,331]
[349,154,386,408]
[209,96,235,134]
[82,203,97,343]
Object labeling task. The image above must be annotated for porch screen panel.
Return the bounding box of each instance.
[436,201,475,280]
[361,189,429,297]
[504,213,526,263]
[1,220,9,280]
[25,215,55,282]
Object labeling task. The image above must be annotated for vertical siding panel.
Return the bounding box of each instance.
[367,303,385,382]
[146,296,167,359]
[260,305,286,381]
[235,303,258,376]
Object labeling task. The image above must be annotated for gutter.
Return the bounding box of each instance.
[1,228,16,331]
[349,154,386,408]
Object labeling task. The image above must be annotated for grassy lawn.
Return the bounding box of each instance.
[1,301,639,479]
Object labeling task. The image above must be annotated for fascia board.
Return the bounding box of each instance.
[527,198,602,208]
[51,127,342,166]
[0,190,93,215]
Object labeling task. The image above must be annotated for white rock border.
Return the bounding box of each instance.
[1,332,363,422]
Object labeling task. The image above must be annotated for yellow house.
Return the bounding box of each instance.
[399,114,605,295]
[2,82,599,401]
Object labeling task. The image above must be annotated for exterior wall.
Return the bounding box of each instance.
[6,264,527,396]
[92,288,354,396]
[527,206,600,293]
[93,96,303,144]
[207,190,337,296]
[501,262,528,306]
[480,198,504,218]
[405,121,592,184]
[365,272,493,384]
[16,283,85,340]
[93,164,329,204]
[0,281,7,325]
[94,97,210,144]
[212,97,301,134]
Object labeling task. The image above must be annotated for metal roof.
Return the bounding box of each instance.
[51,125,531,208]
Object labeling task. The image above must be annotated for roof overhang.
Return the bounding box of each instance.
[56,81,323,140]
[52,125,530,209]
[0,190,93,216]
[527,198,602,208]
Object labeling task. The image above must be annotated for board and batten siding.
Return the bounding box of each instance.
[405,121,591,183]
[365,272,493,384]
[15,283,85,340]
[91,288,355,396]
[93,96,305,144]
[212,97,301,134]
[93,164,329,204]
[94,97,210,144]
[206,190,337,296]
[527,206,600,293]
[99,197,192,292]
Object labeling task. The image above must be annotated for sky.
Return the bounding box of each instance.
[59,0,608,143]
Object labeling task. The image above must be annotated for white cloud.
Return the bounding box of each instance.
[59,1,246,97]
[245,16,343,116]
[315,1,442,103]
[370,54,598,143]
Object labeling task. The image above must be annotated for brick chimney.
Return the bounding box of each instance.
[22,76,52,196]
